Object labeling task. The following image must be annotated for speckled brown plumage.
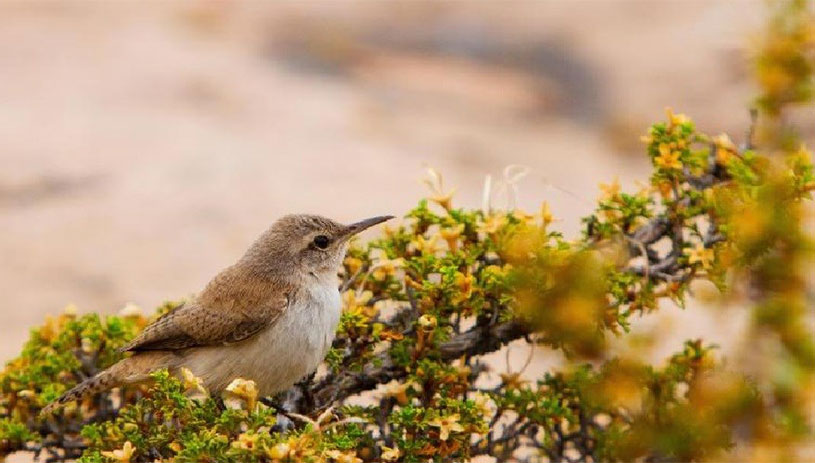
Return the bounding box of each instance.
[41,214,392,416]
[119,268,291,352]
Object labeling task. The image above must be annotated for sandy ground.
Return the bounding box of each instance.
[0,3,796,460]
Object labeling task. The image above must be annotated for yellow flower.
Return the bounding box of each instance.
[499,372,529,389]
[455,363,472,382]
[712,134,735,150]
[792,143,813,163]
[430,190,456,211]
[478,213,507,236]
[472,392,494,418]
[511,209,536,224]
[684,245,715,270]
[602,208,622,221]
[665,107,690,127]
[381,223,397,238]
[118,303,142,318]
[418,314,437,330]
[428,413,465,441]
[450,272,475,305]
[380,444,401,461]
[233,432,259,450]
[380,379,411,405]
[439,224,465,251]
[712,133,737,165]
[599,178,621,201]
[267,442,291,460]
[540,202,554,227]
[81,337,94,353]
[655,149,683,170]
[326,449,363,463]
[342,290,375,317]
[101,441,135,463]
[410,235,442,256]
[372,257,404,281]
[223,378,258,411]
[343,256,363,276]
[63,303,79,318]
[38,315,60,343]
[656,181,673,199]
[180,367,209,400]
[634,180,652,199]
[483,264,510,283]
[423,167,457,211]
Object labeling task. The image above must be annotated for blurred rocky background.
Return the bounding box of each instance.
[0,3,776,370]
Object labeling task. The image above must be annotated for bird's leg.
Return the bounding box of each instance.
[212,395,226,411]
[298,371,318,412]
[266,388,301,434]
[271,413,295,433]
[267,392,298,433]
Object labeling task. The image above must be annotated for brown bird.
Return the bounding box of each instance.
[41,214,393,415]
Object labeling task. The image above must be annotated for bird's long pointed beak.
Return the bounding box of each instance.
[344,215,394,237]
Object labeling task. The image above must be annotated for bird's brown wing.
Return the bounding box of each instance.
[119,269,290,353]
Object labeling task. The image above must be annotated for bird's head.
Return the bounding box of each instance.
[242,214,393,279]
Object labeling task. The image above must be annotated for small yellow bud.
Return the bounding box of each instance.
[118,303,142,318]
[267,442,291,460]
[418,314,437,330]
[63,304,79,317]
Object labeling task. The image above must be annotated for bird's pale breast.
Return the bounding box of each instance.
[178,280,342,396]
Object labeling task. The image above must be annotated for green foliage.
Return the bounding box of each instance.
[754,0,815,117]
[1,110,810,460]
[1,2,814,462]
[80,370,283,463]
[2,311,140,409]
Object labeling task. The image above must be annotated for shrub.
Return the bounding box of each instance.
[1,2,813,462]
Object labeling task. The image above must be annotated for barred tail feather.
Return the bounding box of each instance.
[40,352,171,416]
[40,369,117,416]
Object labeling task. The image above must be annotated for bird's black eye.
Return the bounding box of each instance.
[313,235,330,249]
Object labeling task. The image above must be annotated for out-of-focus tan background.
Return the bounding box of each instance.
[0,2,766,369]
